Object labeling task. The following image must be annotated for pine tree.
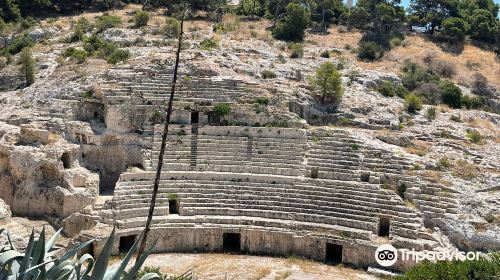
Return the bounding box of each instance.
[19,47,35,86]
[309,61,343,104]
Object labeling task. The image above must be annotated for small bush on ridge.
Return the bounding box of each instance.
[405,93,422,113]
[358,41,383,61]
[261,69,277,79]
[134,10,150,27]
[289,43,304,58]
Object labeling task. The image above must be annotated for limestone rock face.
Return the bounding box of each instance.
[28,27,60,43]
[435,218,500,252]
[0,217,62,251]
[0,122,98,219]
[0,17,499,261]
[352,70,401,88]
[0,199,11,220]
[62,212,99,237]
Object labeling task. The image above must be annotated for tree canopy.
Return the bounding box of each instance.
[309,61,343,105]
[1,0,499,52]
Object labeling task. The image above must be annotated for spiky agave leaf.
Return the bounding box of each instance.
[107,230,146,280]
[138,273,161,280]
[28,226,46,279]
[0,250,23,278]
[90,227,115,280]
[75,253,94,280]
[18,229,36,280]
[0,227,159,280]
[45,228,63,255]
[123,238,158,280]
[0,229,15,251]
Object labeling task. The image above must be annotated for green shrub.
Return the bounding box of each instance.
[450,114,462,122]
[200,38,218,50]
[441,17,469,41]
[137,266,165,279]
[397,183,407,199]
[357,41,383,61]
[150,110,165,124]
[71,17,92,42]
[19,47,35,86]
[0,57,7,69]
[309,61,343,105]
[167,193,179,200]
[107,49,130,64]
[461,95,485,110]
[64,47,87,63]
[0,18,6,33]
[83,35,129,64]
[134,10,149,27]
[471,73,493,97]
[261,69,277,79]
[289,43,304,58]
[394,84,409,98]
[405,93,422,113]
[426,106,437,120]
[95,13,121,32]
[389,36,403,48]
[466,130,483,143]
[338,117,353,126]
[0,0,20,22]
[254,97,270,105]
[164,17,180,37]
[20,17,37,30]
[415,82,441,104]
[378,81,396,97]
[277,54,286,63]
[1,34,34,55]
[213,20,240,33]
[272,3,310,41]
[213,103,231,116]
[470,9,497,42]
[401,60,439,91]
[439,80,462,109]
[438,157,450,169]
[84,35,107,56]
[81,89,94,98]
[336,56,349,70]
[429,59,456,78]
[397,253,500,280]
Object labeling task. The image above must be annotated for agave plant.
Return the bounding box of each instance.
[0,227,160,280]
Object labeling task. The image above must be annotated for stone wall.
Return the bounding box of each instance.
[0,122,98,219]
[88,227,418,272]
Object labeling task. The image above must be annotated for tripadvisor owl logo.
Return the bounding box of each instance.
[375,244,398,267]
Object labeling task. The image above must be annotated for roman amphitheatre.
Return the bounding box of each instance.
[0,2,499,279]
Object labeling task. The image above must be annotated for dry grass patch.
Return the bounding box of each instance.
[229,18,272,42]
[420,170,453,186]
[452,160,480,180]
[251,267,272,279]
[467,117,500,136]
[306,26,361,52]
[360,35,500,90]
[274,270,292,280]
[473,223,488,232]
[405,141,431,157]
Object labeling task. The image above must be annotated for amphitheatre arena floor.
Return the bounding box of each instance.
[120,253,379,280]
